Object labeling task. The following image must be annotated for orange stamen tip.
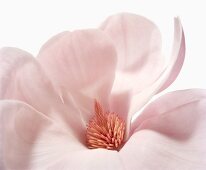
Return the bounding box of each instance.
[86,100,125,151]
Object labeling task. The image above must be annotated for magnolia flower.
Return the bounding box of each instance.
[0,13,206,170]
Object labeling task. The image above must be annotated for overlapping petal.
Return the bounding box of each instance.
[101,13,164,109]
[0,101,124,170]
[0,47,86,143]
[0,13,199,170]
[101,13,162,72]
[0,47,59,114]
[157,18,185,92]
[101,13,185,94]
[129,17,185,126]
[37,29,117,123]
[101,14,185,134]
[0,100,86,170]
[132,89,206,132]
[120,89,206,170]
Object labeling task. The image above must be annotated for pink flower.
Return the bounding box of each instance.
[0,13,205,170]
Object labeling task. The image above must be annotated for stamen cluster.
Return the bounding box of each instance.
[86,100,125,150]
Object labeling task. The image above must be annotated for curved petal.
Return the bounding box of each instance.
[39,31,68,53]
[0,47,87,142]
[101,12,164,93]
[157,17,185,92]
[121,130,206,170]
[1,101,124,170]
[0,47,59,114]
[101,13,184,95]
[101,13,185,134]
[0,100,85,170]
[101,12,162,71]
[112,17,185,136]
[132,89,206,133]
[37,29,117,123]
[120,89,206,170]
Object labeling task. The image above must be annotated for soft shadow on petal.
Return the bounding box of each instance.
[37,29,117,124]
[120,89,206,170]
[108,90,131,126]
[0,100,86,170]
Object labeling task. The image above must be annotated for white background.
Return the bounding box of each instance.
[0,0,205,92]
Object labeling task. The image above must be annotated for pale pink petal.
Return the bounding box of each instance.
[1,101,124,170]
[0,47,59,114]
[121,130,206,170]
[0,47,85,142]
[132,89,206,132]
[120,89,206,170]
[37,29,117,123]
[101,13,164,93]
[47,149,124,170]
[101,14,185,135]
[101,13,162,71]
[0,100,85,170]
[157,17,185,92]
[101,13,184,95]
[39,31,68,53]
[114,17,184,135]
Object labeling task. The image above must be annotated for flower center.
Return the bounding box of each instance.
[86,100,125,150]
